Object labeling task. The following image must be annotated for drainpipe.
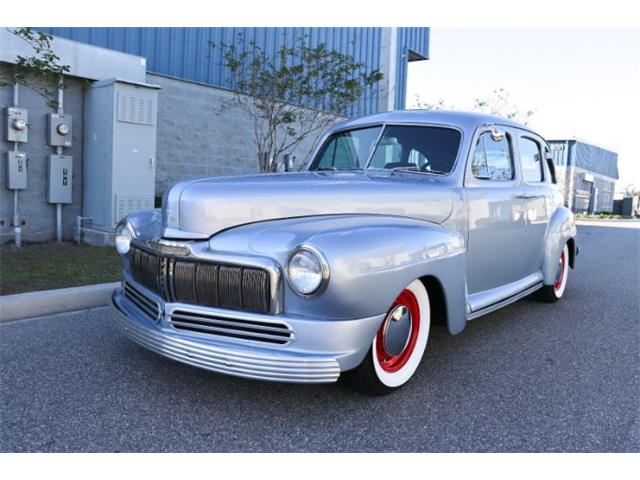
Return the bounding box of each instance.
[55,76,64,243]
[566,140,575,212]
[12,82,21,248]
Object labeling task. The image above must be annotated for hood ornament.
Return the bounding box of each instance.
[147,238,190,256]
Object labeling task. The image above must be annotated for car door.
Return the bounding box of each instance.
[516,133,551,275]
[464,128,528,295]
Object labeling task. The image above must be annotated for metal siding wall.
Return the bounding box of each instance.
[38,27,427,116]
[394,27,430,109]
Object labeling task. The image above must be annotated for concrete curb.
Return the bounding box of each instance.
[0,282,119,323]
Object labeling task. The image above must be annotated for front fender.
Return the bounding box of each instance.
[543,206,577,285]
[209,214,468,335]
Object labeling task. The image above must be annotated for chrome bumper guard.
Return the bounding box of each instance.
[111,290,343,383]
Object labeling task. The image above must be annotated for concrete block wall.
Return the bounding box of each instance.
[0,68,342,245]
[0,67,84,244]
[149,73,339,198]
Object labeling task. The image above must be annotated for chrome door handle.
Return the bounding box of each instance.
[517,193,542,199]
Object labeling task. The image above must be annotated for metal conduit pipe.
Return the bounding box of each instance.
[55,76,64,243]
[12,82,21,248]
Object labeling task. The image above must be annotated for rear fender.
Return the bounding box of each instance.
[543,206,577,285]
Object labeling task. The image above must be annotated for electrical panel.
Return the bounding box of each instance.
[47,155,73,204]
[5,107,29,143]
[6,151,27,190]
[47,113,73,147]
[83,79,159,229]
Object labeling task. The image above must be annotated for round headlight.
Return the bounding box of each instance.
[115,221,135,255]
[287,247,329,296]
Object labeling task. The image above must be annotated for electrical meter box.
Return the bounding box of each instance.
[5,107,29,143]
[47,155,73,204]
[6,151,27,189]
[83,79,160,229]
[47,113,73,147]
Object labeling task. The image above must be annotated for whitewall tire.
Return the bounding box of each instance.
[346,279,431,394]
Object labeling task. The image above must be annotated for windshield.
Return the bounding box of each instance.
[309,124,462,174]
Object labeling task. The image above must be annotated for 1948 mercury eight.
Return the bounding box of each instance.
[111,110,578,394]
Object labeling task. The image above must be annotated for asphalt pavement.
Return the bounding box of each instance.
[1,223,638,452]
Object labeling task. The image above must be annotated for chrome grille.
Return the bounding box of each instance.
[129,245,271,314]
[169,309,293,345]
[123,281,162,322]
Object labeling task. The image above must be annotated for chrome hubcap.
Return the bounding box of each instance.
[382,305,413,356]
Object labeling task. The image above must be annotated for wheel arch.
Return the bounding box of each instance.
[543,206,577,285]
[567,236,576,269]
[419,275,447,328]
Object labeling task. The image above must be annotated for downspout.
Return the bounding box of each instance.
[12,82,21,248]
[566,140,575,212]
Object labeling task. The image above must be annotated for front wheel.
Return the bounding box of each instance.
[537,243,570,302]
[345,279,430,395]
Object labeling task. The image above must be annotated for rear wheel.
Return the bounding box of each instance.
[538,243,569,302]
[345,279,430,395]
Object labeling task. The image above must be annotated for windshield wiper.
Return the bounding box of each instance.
[390,166,448,175]
[315,167,364,172]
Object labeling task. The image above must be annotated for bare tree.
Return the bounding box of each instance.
[212,35,383,172]
[0,28,70,108]
[413,88,535,125]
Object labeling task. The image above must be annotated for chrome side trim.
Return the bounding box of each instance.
[467,281,543,320]
[111,293,340,383]
[467,272,543,313]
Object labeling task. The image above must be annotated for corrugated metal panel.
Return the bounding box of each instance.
[395,27,429,109]
[549,140,619,179]
[37,27,428,116]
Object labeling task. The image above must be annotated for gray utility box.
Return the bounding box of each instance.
[6,151,27,189]
[83,79,160,230]
[47,155,73,204]
[5,107,29,143]
[47,113,73,147]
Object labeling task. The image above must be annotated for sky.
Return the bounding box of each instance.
[407,28,640,189]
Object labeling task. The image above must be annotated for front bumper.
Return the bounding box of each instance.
[111,286,383,383]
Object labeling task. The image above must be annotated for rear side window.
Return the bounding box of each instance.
[519,137,544,183]
[471,132,514,181]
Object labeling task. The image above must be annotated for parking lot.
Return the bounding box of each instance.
[1,222,638,452]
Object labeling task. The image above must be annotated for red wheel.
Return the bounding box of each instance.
[553,247,568,297]
[345,279,430,394]
[538,243,570,302]
[374,288,421,373]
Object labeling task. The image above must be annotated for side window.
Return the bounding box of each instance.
[519,137,544,183]
[471,132,514,181]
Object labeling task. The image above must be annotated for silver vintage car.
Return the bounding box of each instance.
[111,110,578,394]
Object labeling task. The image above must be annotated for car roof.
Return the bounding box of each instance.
[334,109,530,133]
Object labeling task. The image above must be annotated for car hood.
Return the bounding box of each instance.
[162,171,456,239]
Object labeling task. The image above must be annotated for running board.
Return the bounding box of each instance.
[467,279,544,321]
